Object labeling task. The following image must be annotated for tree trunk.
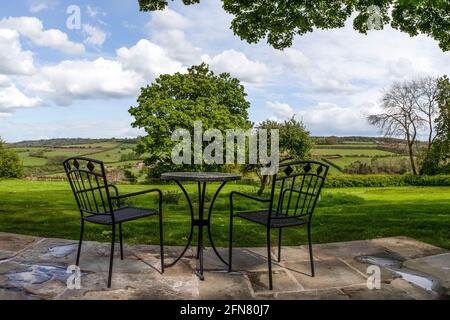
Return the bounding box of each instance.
[257,175,270,195]
[407,142,417,175]
[427,118,433,153]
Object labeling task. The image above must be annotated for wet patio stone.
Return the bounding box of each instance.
[403,253,450,297]
[370,236,448,260]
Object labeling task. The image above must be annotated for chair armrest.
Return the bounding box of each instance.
[108,184,119,196]
[230,191,271,218]
[230,191,271,203]
[110,189,163,215]
[107,185,120,208]
[110,188,162,200]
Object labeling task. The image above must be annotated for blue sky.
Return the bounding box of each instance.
[0,0,449,142]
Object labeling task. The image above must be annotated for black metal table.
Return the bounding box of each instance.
[161,172,241,280]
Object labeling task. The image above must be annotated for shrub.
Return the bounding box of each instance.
[0,143,23,178]
[156,190,182,205]
[324,174,450,188]
[123,169,137,183]
[120,152,140,162]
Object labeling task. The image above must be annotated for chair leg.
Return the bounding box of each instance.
[107,224,115,288]
[228,213,233,272]
[267,228,273,290]
[228,195,234,273]
[76,220,84,266]
[277,228,282,262]
[159,213,164,273]
[119,223,124,260]
[307,223,315,277]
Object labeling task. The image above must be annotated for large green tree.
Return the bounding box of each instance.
[129,63,251,176]
[0,140,23,178]
[421,76,450,174]
[139,0,450,51]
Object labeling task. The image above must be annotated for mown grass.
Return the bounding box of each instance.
[1,180,449,249]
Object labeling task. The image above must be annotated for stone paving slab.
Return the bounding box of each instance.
[370,236,447,260]
[285,259,367,290]
[0,232,449,300]
[403,253,450,297]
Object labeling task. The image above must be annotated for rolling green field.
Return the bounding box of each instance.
[10,141,144,180]
[312,148,394,156]
[9,139,409,180]
[1,179,449,249]
[311,142,410,175]
[17,152,48,166]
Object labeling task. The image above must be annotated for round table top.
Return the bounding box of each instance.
[161,172,242,182]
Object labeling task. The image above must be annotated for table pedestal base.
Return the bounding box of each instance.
[165,181,229,280]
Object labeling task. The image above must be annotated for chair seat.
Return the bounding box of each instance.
[237,210,308,228]
[84,207,158,225]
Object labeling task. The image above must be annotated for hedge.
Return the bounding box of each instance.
[324,174,450,188]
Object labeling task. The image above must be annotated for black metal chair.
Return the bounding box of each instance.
[63,157,164,288]
[228,160,329,290]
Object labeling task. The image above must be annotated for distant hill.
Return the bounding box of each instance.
[312,136,409,145]
[8,136,412,148]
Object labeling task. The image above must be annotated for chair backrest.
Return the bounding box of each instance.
[63,157,113,216]
[269,160,329,220]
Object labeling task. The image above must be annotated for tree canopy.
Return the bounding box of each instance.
[422,76,450,174]
[0,140,23,178]
[249,117,312,194]
[138,0,450,51]
[129,63,251,176]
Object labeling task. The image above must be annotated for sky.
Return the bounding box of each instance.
[0,0,449,142]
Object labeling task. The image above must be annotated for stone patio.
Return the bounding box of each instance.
[0,232,449,300]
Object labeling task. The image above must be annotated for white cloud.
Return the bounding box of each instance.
[264,99,382,136]
[0,16,85,54]
[28,0,57,13]
[203,49,270,83]
[152,29,202,65]
[277,48,309,70]
[117,39,184,80]
[82,24,106,47]
[272,22,450,101]
[0,75,10,87]
[29,3,48,13]
[0,84,41,111]
[146,9,200,65]
[266,101,295,120]
[296,102,380,136]
[86,5,106,18]
[10,38,188,106]
[26,58,142,105]
[0,29,35,75]
[148,9,192,31]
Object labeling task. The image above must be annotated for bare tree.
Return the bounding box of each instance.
[368,81,420,174]
[368,77,441,175]
[414,77,440,152]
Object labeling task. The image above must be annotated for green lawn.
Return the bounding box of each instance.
[0,180,449,249]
